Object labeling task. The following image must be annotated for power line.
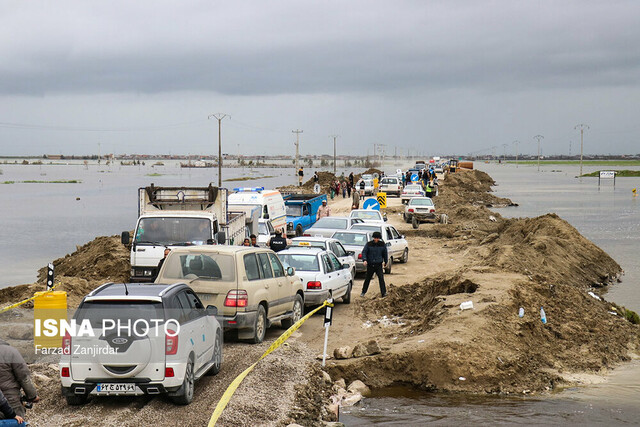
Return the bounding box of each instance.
[0,119,207,132]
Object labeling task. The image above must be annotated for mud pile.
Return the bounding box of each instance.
[483,214,622,289]
[0,235,130,308]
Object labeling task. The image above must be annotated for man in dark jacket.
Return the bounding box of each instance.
[0,339,38,421]
[0,388,24,426]
[360,231,388,297]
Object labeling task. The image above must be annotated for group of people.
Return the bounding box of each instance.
[0,340,39,426]
[403,168,439,197]
[241,234,260,247]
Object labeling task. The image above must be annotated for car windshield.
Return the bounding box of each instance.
[258,222,268,235]
[332,232,370,246]
[409,198,434,206]
[161,253,236,281]
[135,217,211,245]
[278,254,320,272]
[76,301,165,330]
[313,218,348,229]
[350,224,381,233]
[350,211,381,221]
[286,205,302,216]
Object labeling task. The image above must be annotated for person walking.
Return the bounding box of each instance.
[317,199,331,219]
[341,181,347,198]
[0,340,38,423]
[351,186,360,210]
[348,172,354,188]
[346,182,352,198]
[298,167,304,186]
[360,231,388,297]
[313,171,319,184]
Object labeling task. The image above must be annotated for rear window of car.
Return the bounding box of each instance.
[332,232,370,246]
[313,218,348,229]
[162,253,235,281]
[76,301,165,329]
[278,254,320,272]
[381,178,397,184]
[350,211,381,221]
[409,198,434,206]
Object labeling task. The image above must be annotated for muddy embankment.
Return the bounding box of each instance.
[328,169,639,395]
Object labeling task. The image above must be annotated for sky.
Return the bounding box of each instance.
[0,0,639,157]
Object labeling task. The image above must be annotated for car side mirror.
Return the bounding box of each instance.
[216,231,226,245]
[206,305,218,316]
[206,238,214,245]
[386,242,392,247]
[286,266,296,276]
[342,263,350,270]
[121,231,130,245]
[383,213,388,221]
[347,250,355,256]
[264,212,270,219]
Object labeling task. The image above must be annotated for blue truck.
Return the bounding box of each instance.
[284,193,328,237]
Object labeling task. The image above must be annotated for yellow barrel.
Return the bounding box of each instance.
[33,291,68,349]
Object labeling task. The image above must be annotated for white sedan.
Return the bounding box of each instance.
[349,209,386,224]
[404,197,436,223]
[278,248,352,306]
[290,237,356,279]
[401,184,426,204]
[349,223,409,274]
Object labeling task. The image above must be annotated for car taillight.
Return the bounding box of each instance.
[165,367,175,377]
[357,253,362,259]
[224,290,249,307]
[307,281,322,289]
[61,367,70,377]
[408,208,414,212]
[63,331,71,353]
[430,209,435,213]
[303,233,311,237]
[165,330,178,355]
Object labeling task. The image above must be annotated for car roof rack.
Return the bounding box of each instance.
[88,282,115,297]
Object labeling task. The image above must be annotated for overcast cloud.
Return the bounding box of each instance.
[1,0,639,156]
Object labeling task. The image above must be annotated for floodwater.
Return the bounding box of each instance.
[0,159,374,287]
[343,161,640,426]
[3,159,640,425]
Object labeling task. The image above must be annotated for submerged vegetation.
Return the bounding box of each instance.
[2,179,81,184]
[580,170,640,177]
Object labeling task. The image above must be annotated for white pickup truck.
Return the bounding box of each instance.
[121,184,248,282]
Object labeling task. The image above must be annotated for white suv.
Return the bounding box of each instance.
[60,283,222,406]
[378,176,402,196]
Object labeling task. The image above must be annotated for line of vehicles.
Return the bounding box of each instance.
[61,183,413,406]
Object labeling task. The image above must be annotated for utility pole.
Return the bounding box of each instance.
[502,143,508,162]
[575,124,589,177]
[329,135,339,174]
[97,142,101,164]
[292,129,303,177]
[569,140,572,158]
[208,113,230,188]
[534,135,544,172]
[513,140,519,168]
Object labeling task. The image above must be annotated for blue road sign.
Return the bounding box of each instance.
[411,173,419,182]
[362,198,380,211]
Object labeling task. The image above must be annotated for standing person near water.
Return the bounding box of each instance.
[298,167,304,186]
[360,231,388,297]
[348,172,354,188]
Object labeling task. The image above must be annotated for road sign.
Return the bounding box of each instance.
[411,173,419,182]
[362,198,380,211]
[376,192,387,209]
[599,171,615,179]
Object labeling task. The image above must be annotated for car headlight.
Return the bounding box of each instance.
[130,268,135,276]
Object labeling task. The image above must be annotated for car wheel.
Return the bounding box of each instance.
[250,305,267,344]
[403,213,409,223]
[282,295,303,329]
[342,282,352,304]
[171,357,195,405]
[385,257,393,274]
[401,248,409,263]
[63,388,89,406]
[412,216,419,229]
[295,225,303,237]
[207,332,222,375]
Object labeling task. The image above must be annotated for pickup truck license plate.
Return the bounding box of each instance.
[96,383,137,394]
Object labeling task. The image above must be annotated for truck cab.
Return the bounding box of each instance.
[122,184,235,282]
[284,193,328,237]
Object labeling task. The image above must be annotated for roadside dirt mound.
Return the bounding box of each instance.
[357,276,479,335]
[331,272,639,395]
[301,171,339,192]
[0,277,99,309]
[483,214,622,288]
[36,235,130,284]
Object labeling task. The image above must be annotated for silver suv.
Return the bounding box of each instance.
[60,283,222,405]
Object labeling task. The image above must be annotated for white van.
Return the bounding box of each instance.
[228,188,287,235]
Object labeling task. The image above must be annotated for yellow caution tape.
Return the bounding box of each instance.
[0,282,61,314]
[208,299,333,427]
